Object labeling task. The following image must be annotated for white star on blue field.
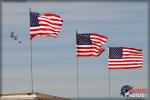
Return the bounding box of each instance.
[2,1,148,99]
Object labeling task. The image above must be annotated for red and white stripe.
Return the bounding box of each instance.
[77,45,105,57]
[108,47,143,69]
[30,13,63,39]
[90,33,108,47]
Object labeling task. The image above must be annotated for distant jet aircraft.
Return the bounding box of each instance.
[18,41,22,44]
[10,32,15,38]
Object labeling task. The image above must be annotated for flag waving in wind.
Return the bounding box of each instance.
[76,33,107,57]
[30,12,63,40]
[108,47,143,69]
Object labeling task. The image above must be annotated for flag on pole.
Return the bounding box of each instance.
[108,47,143,69]
[76,33,107,57]
[30,12,63,40]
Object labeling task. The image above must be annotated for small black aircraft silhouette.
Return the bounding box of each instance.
[18,41,22,44]
[10,32,15,38]
[14,36,17,40]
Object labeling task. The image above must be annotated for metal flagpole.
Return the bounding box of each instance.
[108,47,111,100]
[76,29,80,100]
[108,69,111,100]
[29,8,34,93]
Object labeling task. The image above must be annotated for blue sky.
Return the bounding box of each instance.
[2,2,148,99]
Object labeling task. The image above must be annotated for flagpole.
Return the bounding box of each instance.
[76,29,80,100]
[108,46,111,100]
[29,8,34,93]
[108,69,111,100]
[30,40,34,93]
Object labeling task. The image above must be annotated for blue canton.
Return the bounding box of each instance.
[30,12,40,27]
[76,34,92,45]
[109,47,123,59]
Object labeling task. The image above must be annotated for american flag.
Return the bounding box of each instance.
[30,12,63,39]
[76,33,107,57]
[108,47,143,69]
